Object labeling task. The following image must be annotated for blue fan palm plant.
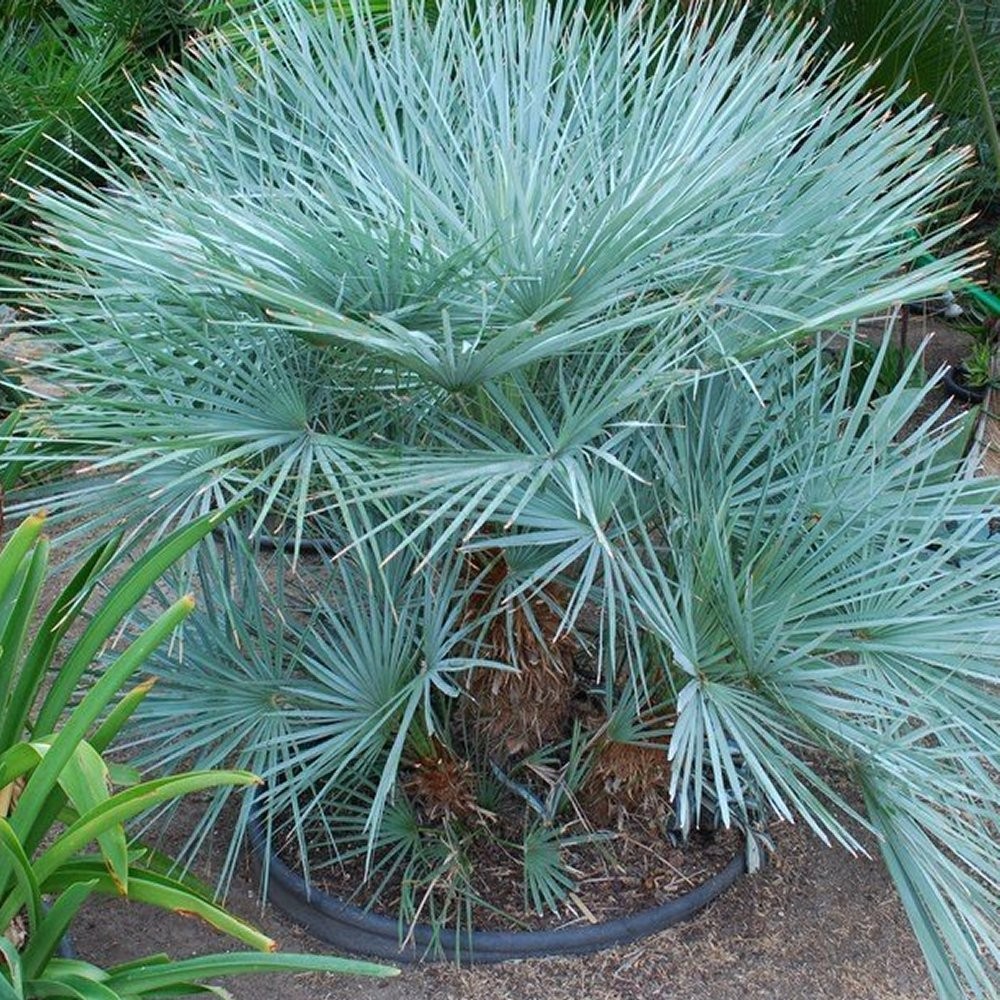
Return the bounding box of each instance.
[2,2,998,995]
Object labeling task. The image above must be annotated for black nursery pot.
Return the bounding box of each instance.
[255,534,338,555]
[210,526,339,556]
[247,812,747,964]
[942,365,988,405]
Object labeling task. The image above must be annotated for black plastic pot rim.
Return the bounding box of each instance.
[942,364,988,405]
[254,533,338,555]
[209,524,339,555]
[247,811,747,965]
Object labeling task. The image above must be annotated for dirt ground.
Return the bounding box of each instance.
[22,311,986,999]
[74,803,935,1000]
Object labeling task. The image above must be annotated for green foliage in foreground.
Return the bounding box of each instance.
[0,512,395,996]
[2,1,998,995]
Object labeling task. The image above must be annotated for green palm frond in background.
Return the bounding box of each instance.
[0,0,190,265]
[767,0,1000,206]
[187,0,399,30]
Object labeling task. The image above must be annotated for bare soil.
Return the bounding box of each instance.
[33,313,982,998]
[73,798,935,1000]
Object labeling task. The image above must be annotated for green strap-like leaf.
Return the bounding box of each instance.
[103,952,396,993]
[33,771,259,889]
[0,816,41,940]
[41,862,273,952]
[20,881,97,981]
[93,957,168,976]
[12,597,196,861]
[24,972,121,999]
[0,540,47,748]
[113,848,214,902]
[89,681,157,756]
[0,770,256,935]
[33,507,235,738]
[125,985,231,998]
[0,742,41,789]
[0,533,120,755]
[54,742,127,894]
[0,932,25,998]
[0,514,44,610]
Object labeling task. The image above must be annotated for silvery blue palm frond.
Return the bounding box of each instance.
[7,0,970,546]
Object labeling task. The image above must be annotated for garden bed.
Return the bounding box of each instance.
[3,0,998,993]
[275,823,743,935]
[71,788,934,1000]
